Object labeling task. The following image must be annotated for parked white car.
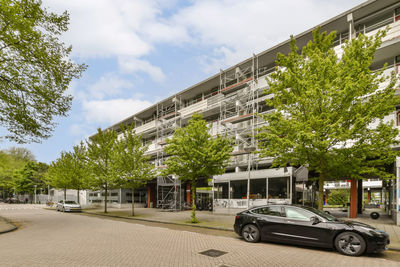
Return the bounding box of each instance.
[56,200,81,212]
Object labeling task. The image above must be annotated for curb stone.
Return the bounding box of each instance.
[0,216,18,235]
[81,210,234,232]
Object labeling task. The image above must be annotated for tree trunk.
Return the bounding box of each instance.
[318,176,324,210]
[131,188,135,216]
[104,184,108,213]
[77,189,80,204]
[191,182,198,223]
[64,188,66,201]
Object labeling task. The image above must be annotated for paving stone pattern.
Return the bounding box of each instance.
[0,204,399,267]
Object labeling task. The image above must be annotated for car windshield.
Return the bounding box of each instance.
[64,201,77,204]
[301,206,338,222]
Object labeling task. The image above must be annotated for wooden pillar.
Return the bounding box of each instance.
[357,179,363,214]
[147,184,156,208]
[350,179,358,218]
[325,191,328,205]
[368,190,371,203]
[186,183,191,204]
[147,185,151,208]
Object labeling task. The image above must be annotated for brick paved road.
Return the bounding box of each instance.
[0,204,399,267]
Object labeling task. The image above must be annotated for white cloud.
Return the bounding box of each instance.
[82,98,152,125]
[43,0,365,77]
[171,0,365,72]
[118,57,166,82]
[87,73,133,100]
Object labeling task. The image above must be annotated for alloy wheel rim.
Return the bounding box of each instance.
[243,225,257,241]
[338,234,361,254]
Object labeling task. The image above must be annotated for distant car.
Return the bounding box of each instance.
[234,204,389,256]
[56,200,81,212]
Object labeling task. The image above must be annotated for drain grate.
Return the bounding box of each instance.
[199,249,228,258]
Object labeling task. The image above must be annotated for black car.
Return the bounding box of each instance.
[234,204,390,256]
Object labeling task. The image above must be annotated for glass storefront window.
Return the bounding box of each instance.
[214,183,229,199]
[268,177,289,199]
[230,180,247,199]
[250,178,266,199]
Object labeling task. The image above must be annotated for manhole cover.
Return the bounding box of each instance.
[199,249,227,258]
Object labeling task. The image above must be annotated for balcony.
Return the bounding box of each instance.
[135,120,156,134]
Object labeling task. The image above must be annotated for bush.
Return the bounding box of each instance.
[327,189,349,206]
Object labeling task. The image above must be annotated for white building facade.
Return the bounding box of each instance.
[98,1,400,218]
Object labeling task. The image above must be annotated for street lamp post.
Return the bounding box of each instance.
[245,146,256,209]
[34,185,37,204]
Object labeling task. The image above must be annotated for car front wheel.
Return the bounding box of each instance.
[335,232,366,256]
[242,224,260,243]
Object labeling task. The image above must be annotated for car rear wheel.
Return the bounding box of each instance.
[335,232,366,256]
[242,224,260,243]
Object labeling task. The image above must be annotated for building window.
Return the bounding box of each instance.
[230,180,247,199]
[396,109,400,126]
[396,8,400,22]
[214,183,229,199]
[284,206,314,221]
[251,206,282,216]
[250,178,266,199]
[268,177,289,199]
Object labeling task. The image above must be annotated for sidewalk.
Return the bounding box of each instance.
[0,216,17,234]
[84,207,235,230]
[84,207,400,250]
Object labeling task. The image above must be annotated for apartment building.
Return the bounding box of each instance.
[94,0,400,218]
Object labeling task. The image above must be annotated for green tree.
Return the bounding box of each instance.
[68,143,89,204]
[12,161,47,199]
[46,152,73,200]
[327,189,349,206]
[86,128,119,213]
[0,148,32,199]
[163,113,234,223]
[257,28,400,210]
[0,0,86,143]
[6,147,35,161]
[46,143,89,203]
[114,125,155,216]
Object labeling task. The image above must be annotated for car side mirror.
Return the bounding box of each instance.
[310,216,320,225]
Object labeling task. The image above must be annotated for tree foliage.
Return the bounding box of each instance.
[12,161,47,194]
[327,189,349,206]
[114,124,155,216]
[86,128,119,213]
[0,0,86,143]
[46,142,89,202]
[46,151,73,200]
[0,147,34,198]
[257,28,400,210]
[163,113,233,222]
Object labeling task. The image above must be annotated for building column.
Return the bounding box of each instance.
[147,184,156,208]
[368,190,371,203]
[350,179,358,218]
[357,179,363,214]
[186,183,191,205]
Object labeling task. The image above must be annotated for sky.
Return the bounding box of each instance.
[0,0,366,163]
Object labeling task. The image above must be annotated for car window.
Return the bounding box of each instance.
[59,200,63,203]
[252,206,282,216]
[65,201,77,204]
[284,207,315,221]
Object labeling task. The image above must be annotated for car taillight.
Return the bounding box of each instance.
[235,215,240,220]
